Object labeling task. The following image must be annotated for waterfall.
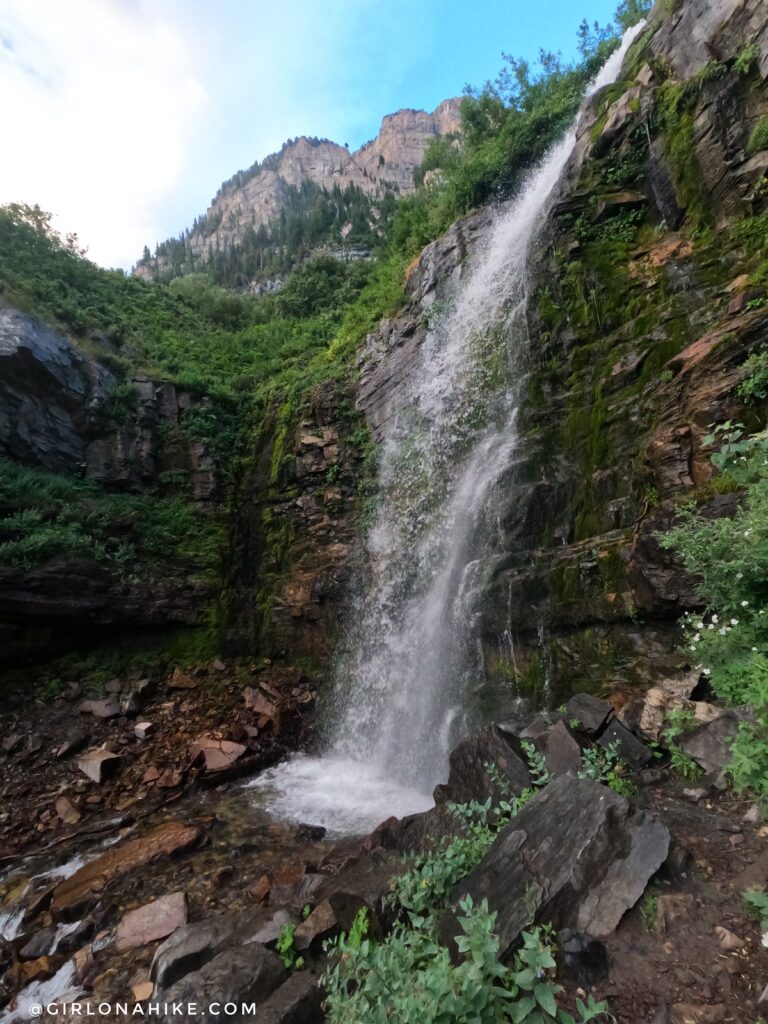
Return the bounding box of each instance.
[250,23,645,835]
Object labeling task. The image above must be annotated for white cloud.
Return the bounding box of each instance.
[0,0,209,268]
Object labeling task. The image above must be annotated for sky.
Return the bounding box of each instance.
[0,0,621,270]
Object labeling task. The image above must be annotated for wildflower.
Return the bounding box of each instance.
[708,623,715,630]
[731,618,738,626]
[712,615,719,623]
[744,530,751,537]
[753,647,758,652]
[703,668,711,676]
[719,628,727,635]
[689,645,697,652]
[693,634,701,642]
[696,622,704,630]
[741,600,749,607]
[736,572,743,580]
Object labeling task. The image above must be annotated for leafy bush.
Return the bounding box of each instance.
[743,887,768,931]
[0,458,221,578]
[325,748,612,1024]
[661,424,768,802]
[748,116,768,156]
[324,899,608,1024]
[578,741,637,796]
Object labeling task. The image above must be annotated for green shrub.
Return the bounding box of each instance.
[324,899,609,1024]
[748,117,768,156]
[661,424,768,802]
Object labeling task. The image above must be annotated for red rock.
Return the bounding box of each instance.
[78,748,122,783]
[188,735,246,772]
[51,821,202,912]
[212,659,226,672]
[55,795,81,825]
[142,765,161,783]
[156,768,184,788]
[168,668,198,690]
[115,891,187,951]
[249,874,272,903]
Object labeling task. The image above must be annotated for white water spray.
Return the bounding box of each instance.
[251,24,645,834]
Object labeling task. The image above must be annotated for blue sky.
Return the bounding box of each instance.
[0,0,620,269]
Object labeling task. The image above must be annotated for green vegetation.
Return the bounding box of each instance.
[577,741,637,796]
[748,116,768,156]
[661,424,768,804]
[324,754,610,1024]
[0,458,221,577]
[639,891,658,931]
[743,887,768,931]
[276,922,305,971]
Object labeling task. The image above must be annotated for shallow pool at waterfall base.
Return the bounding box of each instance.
[246,755,435,837]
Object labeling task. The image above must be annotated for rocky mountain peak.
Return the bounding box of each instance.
[136,97,463,282]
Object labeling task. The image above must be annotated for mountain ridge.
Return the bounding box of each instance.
[135,98,462,284]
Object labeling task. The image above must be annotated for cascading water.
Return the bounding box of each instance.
[251,23,645,834]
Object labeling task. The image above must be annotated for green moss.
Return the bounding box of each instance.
[748,116,768,156]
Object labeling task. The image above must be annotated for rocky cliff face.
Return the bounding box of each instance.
[339,0,768,704]
[0,308,219,500]
[136,100,461,280]
[0,309,221,663]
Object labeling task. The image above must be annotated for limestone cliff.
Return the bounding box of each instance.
[136,100,461,283]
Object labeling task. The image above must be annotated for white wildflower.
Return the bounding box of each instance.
[741,600,749,607]
[712,615,719,623]
[731,618,738,626]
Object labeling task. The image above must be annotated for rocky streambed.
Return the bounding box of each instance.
[1,662,768,1022]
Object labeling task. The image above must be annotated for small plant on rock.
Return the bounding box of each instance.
[276,922,305,971]
[639,890,659,931]
[578,741,637,797]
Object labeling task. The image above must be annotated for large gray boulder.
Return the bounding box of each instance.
[160,944,285,1022]
[253,971,324,1024]
[151,908,279,991]
[450,776,670,956]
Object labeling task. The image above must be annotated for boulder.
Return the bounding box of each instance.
[448,776,669,956]
[533,720,582,776]
[188,735,246,772]
[598,720,653,769]
[256,971,324,1024]
[77,749,122,783]
[565,693,612,736]
[19,927,57,960]
[248,909,296,949]
[168,667,198,690]
[160,944,285,1022]
[151,908,282,990]
[293,900,342,952]
[115,892,188,951]
[52,821,202,913]
[433,725,530,806]
[679,712,741,774]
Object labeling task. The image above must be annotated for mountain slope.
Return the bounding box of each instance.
[135,99,462,286]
